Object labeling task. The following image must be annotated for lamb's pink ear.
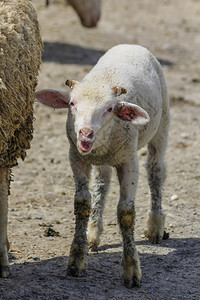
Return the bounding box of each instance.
[35,89,70,109]
[114,102,149,125]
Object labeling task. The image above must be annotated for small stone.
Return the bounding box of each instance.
[175,141,190,148]
[180,132,189,139]
[191,78,200,83]
[162,43,174,50]
[35,214,43,220]
[32,170,39,175]
[171,194,179,201]
[32,256,40,261]
[28,255,40,261]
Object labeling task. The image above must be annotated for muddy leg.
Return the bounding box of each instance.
[116,158,141,288]
[67,147,91,276]
[145,115,169,243]
[0,168,10,278]
[88,165,112,251]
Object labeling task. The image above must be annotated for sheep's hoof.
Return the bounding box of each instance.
[144,228,165,244]
[163,230,169,240]
[67,265,86,277]
[88,242,98,252]
[124,276,140,289]
[67,265,79,277]
[145,230,169,244]
[0,266,10,278]
[147,234,162,244]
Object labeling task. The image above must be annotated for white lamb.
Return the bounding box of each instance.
[35,44,170,288]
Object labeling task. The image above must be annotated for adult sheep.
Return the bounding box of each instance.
[46,0,101,28]
[35,44,170,288]
[0,0,42,277]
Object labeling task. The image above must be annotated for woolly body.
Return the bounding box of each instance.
[68,45,170,287]
[35,44,170,288]
[0,0,42,277]
[0,0,42,168]
[67,45,167,166]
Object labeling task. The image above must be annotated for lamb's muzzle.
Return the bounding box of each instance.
[78,129,95,153]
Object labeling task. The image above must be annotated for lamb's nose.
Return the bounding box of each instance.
[79,128,94,139]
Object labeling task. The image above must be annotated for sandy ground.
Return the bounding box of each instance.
[0,0,200,299]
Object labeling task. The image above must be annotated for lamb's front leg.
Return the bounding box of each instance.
[116,157,141,288]
[0,168,10,278]
[67,148,92,277]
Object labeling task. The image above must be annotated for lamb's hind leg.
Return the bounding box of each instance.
[0,168,10,278]
[87,166,112,251]
[145,114,169,243]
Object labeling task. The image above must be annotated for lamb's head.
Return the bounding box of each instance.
[35,81,149,155]
[67,80,128,155]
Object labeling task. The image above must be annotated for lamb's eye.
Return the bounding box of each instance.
[107,107,112,112]
[70,102,75,107]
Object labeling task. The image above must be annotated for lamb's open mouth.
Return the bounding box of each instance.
[78,140,94,153]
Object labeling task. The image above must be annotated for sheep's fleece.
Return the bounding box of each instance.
[0,0,42,168]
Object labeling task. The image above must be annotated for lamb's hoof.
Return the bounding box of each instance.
[163,230,169,240]
[0,266,10,278]
[144,229,163,244]
[89,242,98,252]
[149,235,162,244]
[147,231,169,244]
[67,265,86,277]
[67,265,79,277]
[124,276,140,288]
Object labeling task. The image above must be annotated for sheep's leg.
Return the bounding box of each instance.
[88,166,112,251]
[67,148,92,277]
[0,168,10,278]
[116,157,141,288]
[145,113,169,243]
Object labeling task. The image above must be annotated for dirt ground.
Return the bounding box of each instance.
[1,0,200,299]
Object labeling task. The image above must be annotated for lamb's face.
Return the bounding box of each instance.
[35,82,149,156]
[70,84,116,155]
